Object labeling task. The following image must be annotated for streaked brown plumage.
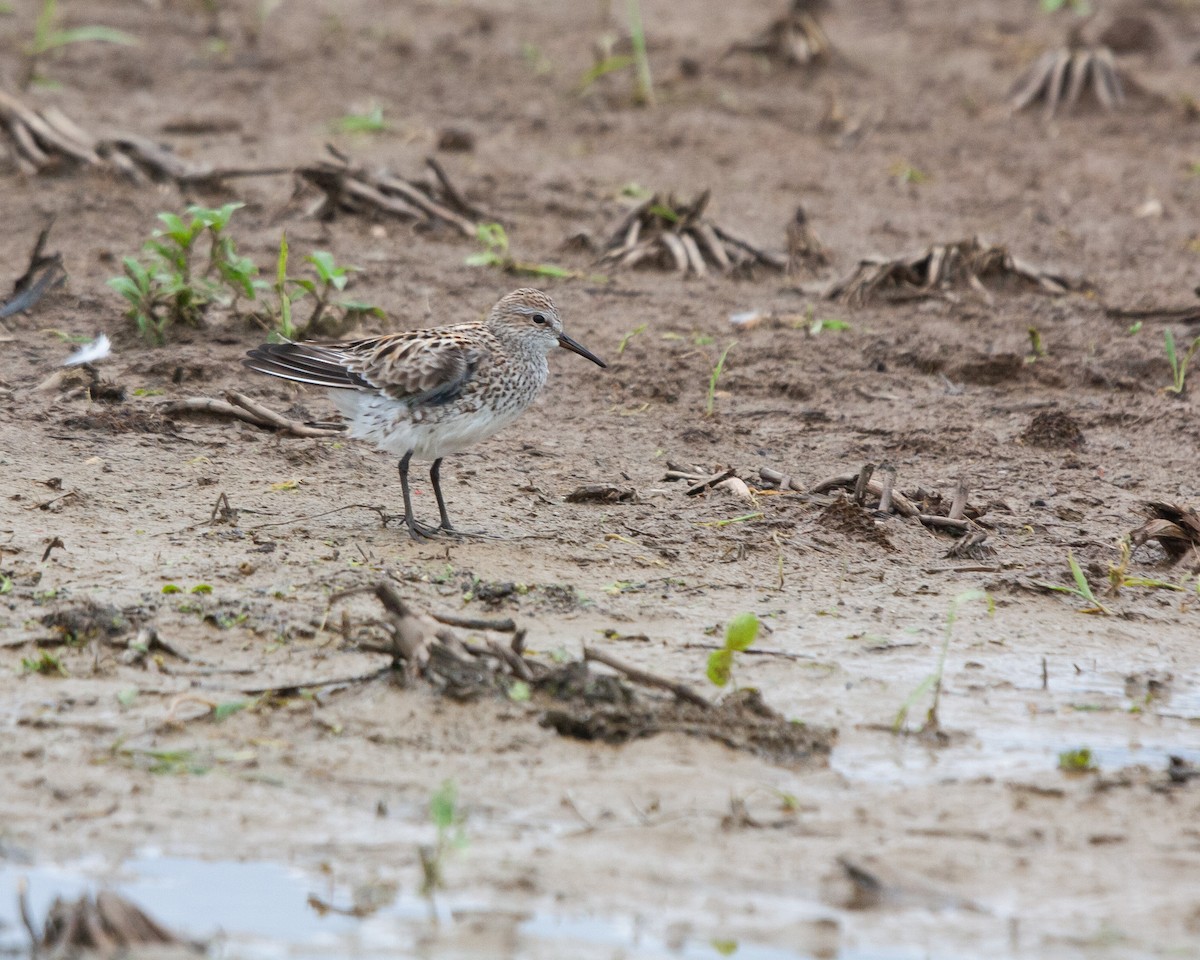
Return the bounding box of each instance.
[243,288,606,539]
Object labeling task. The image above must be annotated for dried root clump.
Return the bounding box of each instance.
[1010,45,1127,118]
[762,463,992,545]
[335,582,833,764]
[1130,502,1200,565]
[30,889,199,957]
[599,191,786,278]
[296,146,491,238]
[0,90,224,183]
[728,0,833,67]
[826,236,1072,306]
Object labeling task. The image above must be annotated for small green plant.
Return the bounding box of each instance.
[579,46,635,93]
[626,0,654,105]
[1164,329,1200,395]
[1058,747,1097,772]
[705,343,734,416]
[808,316,850,335]
[894,590,991,733]
[333,103,387,134]
[23,0,138,89]
[706,612,759,688]
[1108,537,1193,596]
[265,236,381,340]
[696,511,763,529]
[1033,550,1111,615]
[1041,0,1091,14]
[1026,326,1047,362]
[889,161,928,185]
[108,203,263,344]
[616,323,647,354]
[420,780,468,898]
[139,748,212,775]
[578,0,653,105]
[464,223,601,280]
[506,679,531,702]
[21,649,67,676]
[521,42,553,76]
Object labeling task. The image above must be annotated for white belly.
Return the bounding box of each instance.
[328,389,530,462]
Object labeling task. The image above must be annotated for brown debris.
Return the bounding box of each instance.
[64,407,176,435]
[826,237,1072,306]
[1098,15,1160,56]
[296,147,490,237]
[334,582,833,765]
[817,495,894,551]
[30,889,198,956]
[599,191,786,277]
[41,600,131,645]
[1130,502,1200,564]
[565,484,637,504]
[0,219,64,322]
[1009,46,1127,118]
[945,530,996,562]
[728,0,833,68]
[786,205,830,275]
[542,685,832,766]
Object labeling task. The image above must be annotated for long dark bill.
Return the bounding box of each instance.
[558,332,607,368]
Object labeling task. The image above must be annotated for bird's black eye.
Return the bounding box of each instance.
[531,313,547,325]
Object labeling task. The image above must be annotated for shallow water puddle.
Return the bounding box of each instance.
[0,855,924,960]
[832,726,1200,786]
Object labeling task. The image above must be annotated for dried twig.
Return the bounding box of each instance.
[156,393,345,438]
[430,611,517,633]
[876,463,896,515]
[583,645,711,709]
[948,477,969,522]
[853,463,875,506]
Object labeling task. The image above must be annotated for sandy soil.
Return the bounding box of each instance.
[2,0,1200,957]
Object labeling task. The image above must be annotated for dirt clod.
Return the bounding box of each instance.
[1022,410,1086,449]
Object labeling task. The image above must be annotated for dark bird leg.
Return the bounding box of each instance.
[397,452,440,540]
[428,458,460,535]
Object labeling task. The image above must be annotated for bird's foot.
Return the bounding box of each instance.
[404,516,444,541]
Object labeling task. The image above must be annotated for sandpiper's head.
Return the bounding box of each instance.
[487,288,606,368]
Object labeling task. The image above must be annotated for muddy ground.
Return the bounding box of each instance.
[2,0,1200,957]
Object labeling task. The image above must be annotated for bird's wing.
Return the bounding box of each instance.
[242,341,369,389]
[244,329,483,406]
[342,333,482,406]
